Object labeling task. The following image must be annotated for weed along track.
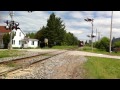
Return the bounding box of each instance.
[0,50,68,78]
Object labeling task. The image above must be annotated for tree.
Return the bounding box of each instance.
[85,40,88,45]
[45,13,66,45]
[35,13,79,47]
[113,41,120,48]
[94,37,110,51]
[62,32,79,45]
[35,26,47,42]
[35,13,66,46]
[3,32,15,49]
[3,33,10,49]
[26,32,36,39]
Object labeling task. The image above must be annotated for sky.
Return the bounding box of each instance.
[0,11,120,42]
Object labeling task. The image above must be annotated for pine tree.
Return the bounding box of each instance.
[35,12,79,46]
[46,13,66,45]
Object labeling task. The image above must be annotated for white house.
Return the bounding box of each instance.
[12,29,25,48]
[0,26,38,48]
[21,37,38,48]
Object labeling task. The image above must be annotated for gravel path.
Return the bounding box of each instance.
[2,49,120,79]
[68,51,120,59]
[5,50,87,79]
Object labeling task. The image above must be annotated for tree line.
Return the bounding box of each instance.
[27,13,79,47]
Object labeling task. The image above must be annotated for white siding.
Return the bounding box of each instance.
[12,29,25,48]
[28,40,38,48]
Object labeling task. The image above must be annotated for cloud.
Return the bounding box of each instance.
[0,11,120,41]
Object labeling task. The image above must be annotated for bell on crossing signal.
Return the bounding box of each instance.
[15,22,19,26]
[14,26,20,30]
[91,35,96,38]
[5,25,9,29]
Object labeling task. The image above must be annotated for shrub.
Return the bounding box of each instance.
[113,41,120,48]
[94,37,110,51]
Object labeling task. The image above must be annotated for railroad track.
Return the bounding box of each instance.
[0,47,79,78]
[0,52,52,64]
[0,50,68,78]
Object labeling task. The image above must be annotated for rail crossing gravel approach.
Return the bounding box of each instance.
[0,49,87,79]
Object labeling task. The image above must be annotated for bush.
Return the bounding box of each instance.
[40,42,45,48]
[94,41,100,48]
[94,37,110,51]
[48,44,54,48]
[113,41,120,48]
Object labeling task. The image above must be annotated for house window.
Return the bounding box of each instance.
[12,40,13,44]
[12,40,15,45]
[19,40,21,45]
[14,32,16,36]
[19,32,21,37]
[32,41,34,45]
[14,40,15,45]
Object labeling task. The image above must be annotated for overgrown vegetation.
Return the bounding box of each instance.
[0,50,22,58]
[94,37,110,52]
[84,56,120,79]
[50,45,78,49]
[3,33,10,49]
[26,32,36,39]
[3,32,15,49]
[113,41,120,47]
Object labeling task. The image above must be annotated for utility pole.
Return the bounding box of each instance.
[95,28,97,42]
[98,32,101,41]
[9,11,14,50]
[91,20,93,51]
[5,11,20,50]
[84,18,94,52]
[109,11,113,53]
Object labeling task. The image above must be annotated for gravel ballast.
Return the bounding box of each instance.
[5,50,87,79]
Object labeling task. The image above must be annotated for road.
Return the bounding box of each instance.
[68,51,120,59]
[24,49,120,59]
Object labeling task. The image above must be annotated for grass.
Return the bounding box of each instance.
[50,45,78,49]
[42,53,52,56]
[0,50,22,58]
[83,56,120,79]
[6,62,17,67]
[79,46,120,56]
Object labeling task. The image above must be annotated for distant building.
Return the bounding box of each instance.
[21,37,38,48]
[0,26,38,48]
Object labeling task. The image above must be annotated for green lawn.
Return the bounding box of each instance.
[79,46,120,56]
[84,56,120,79]
[42,45,78,50]
[52,45,78,49]
[0,50,22,58]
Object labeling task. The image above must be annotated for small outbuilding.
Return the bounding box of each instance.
[21,37,38,48]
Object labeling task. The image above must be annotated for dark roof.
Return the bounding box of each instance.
[0,26,11,33]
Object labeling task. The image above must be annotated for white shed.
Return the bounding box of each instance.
[21,37,38,48]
